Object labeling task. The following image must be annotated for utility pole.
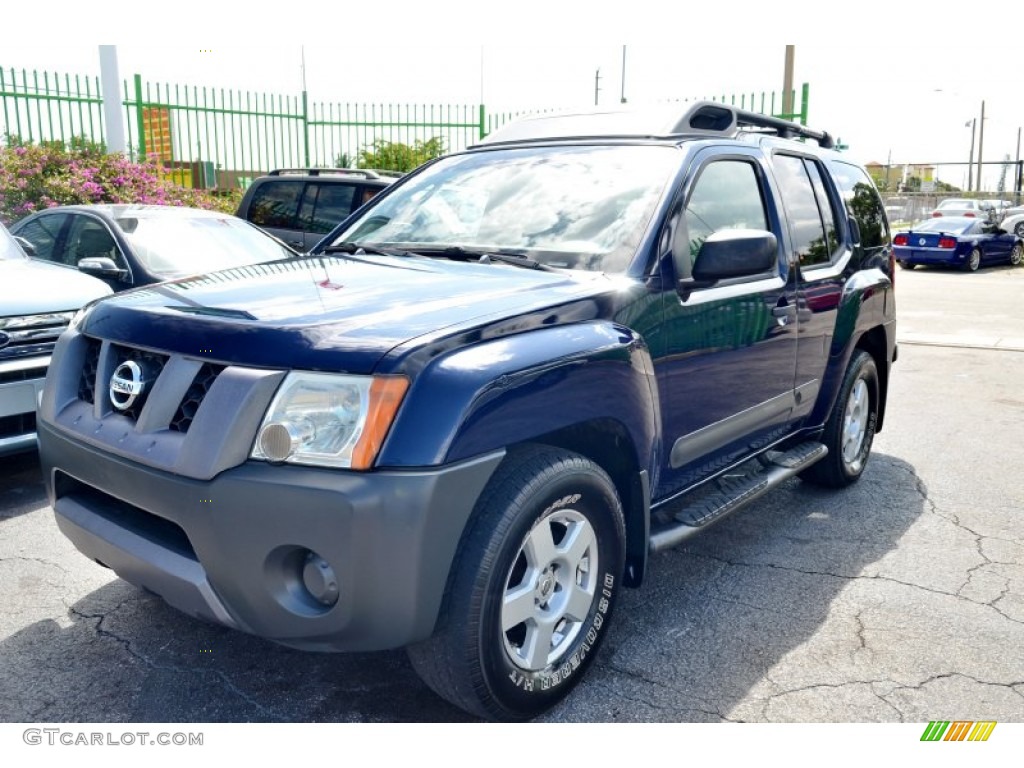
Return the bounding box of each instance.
[594,68,601,106]
[620,46,627,104]
[967,118,976,192]
[1016,127,1022,204]
[98,46,127,155]
[782,45,795,118]
[977,100,986,193]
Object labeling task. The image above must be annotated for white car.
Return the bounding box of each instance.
[999,212,1024,238]
[931,198,994,219]
[0,224,111,455]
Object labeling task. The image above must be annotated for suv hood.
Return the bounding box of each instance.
[0,259,112,316]
[80,256,614,373]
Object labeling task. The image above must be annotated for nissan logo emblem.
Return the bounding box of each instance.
[109,360,148,411]
[919,237,926,246]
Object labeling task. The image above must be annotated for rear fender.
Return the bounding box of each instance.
[808,267,895,428]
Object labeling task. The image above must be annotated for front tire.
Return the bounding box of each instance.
[1014,222,1024,238]
[800,350,879,488]
[1010,243,1023,266]
[408,445,626,721]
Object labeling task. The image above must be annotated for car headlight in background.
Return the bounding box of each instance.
[251,372,408,469]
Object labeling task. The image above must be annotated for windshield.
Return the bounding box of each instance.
[331,145,677,273]
[114,214,292,277]
[0,225,28,261]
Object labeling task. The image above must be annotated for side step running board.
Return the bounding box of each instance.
[649,441,827,553]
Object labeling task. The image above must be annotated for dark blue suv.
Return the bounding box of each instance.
[38,102,896,720]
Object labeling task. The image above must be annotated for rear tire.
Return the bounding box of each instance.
[897,260,915,270]
[407,445,626,721]
[965,248,982,272]
[1010,243,1023,266]
[800,350,879,488]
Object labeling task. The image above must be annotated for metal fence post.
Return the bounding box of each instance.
[133,74,146,159]
[478,104,486,141]
[302,89,310,167]
[799,83,809,126]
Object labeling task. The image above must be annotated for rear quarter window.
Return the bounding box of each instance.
[827,161,890,249]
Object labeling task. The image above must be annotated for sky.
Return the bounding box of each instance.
[5,2,1024,192]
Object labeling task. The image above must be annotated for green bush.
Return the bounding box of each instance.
[357,137,446,173]
[0,139,241,226]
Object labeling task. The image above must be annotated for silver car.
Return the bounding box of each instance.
[0,223,111,455]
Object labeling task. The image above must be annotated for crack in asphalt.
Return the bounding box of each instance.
[596,665,737,721]
[883,672,1024,701]
[68,602,280,719]
[760,679,909,722]
[897,463,1024,626]
[0,555,72,576]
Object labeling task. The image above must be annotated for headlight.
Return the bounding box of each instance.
[251,372,408,469]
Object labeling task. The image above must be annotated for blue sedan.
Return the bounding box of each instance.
[893,216,1023,272]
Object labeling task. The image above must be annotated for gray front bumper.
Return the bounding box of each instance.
[40,421,503,652]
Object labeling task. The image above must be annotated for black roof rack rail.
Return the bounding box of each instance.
[268,168,383,179]
[673,102,834,148]
[476,100,835,149]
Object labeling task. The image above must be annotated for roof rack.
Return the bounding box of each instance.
[477,101,835,149]
[268,168,384,179]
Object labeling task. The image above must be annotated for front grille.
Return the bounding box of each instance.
[0,366,48,385]
[170,363,225,433]
[0,311,74,351]
[110,344,169,421]
[0,412,36,439]
[77,337,102,404]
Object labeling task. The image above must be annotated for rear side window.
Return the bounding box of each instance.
[827,161,890,249]
[247,182,303,229]
[298,184,357,235]
[771,154,841,268]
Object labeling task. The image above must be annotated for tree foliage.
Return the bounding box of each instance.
[357,137,445,173]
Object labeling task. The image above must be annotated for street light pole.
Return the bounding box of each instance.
[594,68,601,106]
[620,45,627,104]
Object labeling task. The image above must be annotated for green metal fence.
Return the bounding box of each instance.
[1,64,811,190]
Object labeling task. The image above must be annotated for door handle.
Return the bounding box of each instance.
[772,301,796,325]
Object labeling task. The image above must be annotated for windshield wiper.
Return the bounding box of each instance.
[412,245,558,272]
[321,242,413,258]
[478,252,558,272]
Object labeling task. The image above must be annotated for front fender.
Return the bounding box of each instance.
[377,321,660,472]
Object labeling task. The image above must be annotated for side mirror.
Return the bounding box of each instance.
[14,236,36,257]
[78,257,128,281]
[691,228,778,282]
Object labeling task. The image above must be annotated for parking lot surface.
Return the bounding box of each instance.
[2,264,1023,722]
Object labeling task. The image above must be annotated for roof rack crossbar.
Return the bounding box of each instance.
[729,106,834,149]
